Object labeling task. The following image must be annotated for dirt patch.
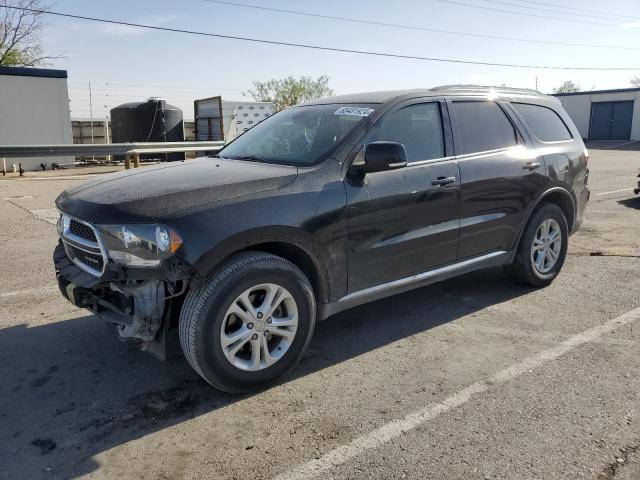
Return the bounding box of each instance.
[598,444,640,479]
[30,438,57,454]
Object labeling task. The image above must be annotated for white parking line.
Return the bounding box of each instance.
[594,188,634,196]
[0,286,57,299]
[274,306,640,480]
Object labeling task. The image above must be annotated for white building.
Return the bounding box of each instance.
[0,66,73,170]
[554,88,640,142]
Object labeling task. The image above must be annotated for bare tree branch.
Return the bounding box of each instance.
[0,0,60,67]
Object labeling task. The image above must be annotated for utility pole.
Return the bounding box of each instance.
[105,115,111,163]
[89,82,95,162]
[535,76,539,91]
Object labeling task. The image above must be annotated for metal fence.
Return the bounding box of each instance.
[0,141,225,174]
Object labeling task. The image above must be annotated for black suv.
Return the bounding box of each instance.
[54,86,590,392]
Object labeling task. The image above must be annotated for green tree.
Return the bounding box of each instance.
[552,81,580,94]
[632,77,640,87]
[0,0,59,67]
[244,75,334,112]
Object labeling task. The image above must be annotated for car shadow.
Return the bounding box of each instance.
[0,267,532,479]
[618,196,640,210]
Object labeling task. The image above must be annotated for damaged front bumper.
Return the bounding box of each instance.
[54,241,192,359]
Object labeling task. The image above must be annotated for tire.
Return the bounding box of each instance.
[505,202,569,287]
[179,251,316,393]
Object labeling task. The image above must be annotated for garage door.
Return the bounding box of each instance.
[589,101,634,140]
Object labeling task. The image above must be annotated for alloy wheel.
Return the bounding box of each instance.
[530,218,562,275]
[220,283,299,371]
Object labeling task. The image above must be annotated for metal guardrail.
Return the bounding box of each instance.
[0,141,224,157]
[0,141,225,173]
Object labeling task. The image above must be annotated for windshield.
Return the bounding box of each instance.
[217,104,376,166]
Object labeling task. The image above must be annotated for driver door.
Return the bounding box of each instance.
[345,100,461,293]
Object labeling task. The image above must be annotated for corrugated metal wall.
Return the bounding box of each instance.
[556,90,640,141]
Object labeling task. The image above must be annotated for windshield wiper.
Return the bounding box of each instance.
[223,155,264,162]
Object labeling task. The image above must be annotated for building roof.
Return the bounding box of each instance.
[553,87,640,97]
[302,85,548,106]
[0,66,67,79]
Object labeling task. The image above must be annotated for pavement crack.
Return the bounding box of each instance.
[568,252,640,258]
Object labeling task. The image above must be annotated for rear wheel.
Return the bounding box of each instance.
[179,252,316,393]
[505,202,568,287]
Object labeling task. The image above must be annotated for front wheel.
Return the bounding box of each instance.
[179,252,316,393]
[505,202,568,287]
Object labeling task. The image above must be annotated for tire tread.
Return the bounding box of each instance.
[179,251,311,391]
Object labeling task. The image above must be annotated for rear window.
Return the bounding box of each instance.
[512,103,572,142]
[451,101,518,154]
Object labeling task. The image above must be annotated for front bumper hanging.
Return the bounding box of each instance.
[54,241,187,359]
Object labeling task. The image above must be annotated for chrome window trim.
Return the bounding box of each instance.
[405,155,457,167]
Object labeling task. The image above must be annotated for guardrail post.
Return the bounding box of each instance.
[125,154,131,170]
[133,153,140,168]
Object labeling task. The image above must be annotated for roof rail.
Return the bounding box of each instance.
[430,84,543,95]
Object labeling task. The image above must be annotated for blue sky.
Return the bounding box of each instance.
[40,0,640,119]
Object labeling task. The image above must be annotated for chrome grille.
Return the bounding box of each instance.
[69,219,97,243]
[59,213,107,278]
[68,244,104,272]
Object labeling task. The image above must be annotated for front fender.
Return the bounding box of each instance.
[190,226,338,303]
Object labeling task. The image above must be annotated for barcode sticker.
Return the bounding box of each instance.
[334,107,375,117]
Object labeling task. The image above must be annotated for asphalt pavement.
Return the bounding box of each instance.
[0,149,639,480]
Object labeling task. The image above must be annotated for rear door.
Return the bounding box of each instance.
[345,99,461,292]
[448,99,546,259]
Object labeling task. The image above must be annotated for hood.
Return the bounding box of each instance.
[56,157,298,223]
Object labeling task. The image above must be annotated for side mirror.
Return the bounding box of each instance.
[357,141,408,175]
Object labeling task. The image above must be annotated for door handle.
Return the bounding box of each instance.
[523,162,541,171]
[431,176,456,186]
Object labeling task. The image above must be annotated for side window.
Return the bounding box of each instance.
[373,103,444,162]
[512,103,572,142]
[451,101,518,155]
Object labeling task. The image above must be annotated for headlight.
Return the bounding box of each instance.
[98,224,183,268]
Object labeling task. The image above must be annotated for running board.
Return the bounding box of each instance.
[319,250,509,320]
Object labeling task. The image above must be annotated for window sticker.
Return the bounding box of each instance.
[334,106,375,117]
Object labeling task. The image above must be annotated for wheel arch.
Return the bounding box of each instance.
[190,227,332,304]
[510,186,576,259]
[539,188,576,233]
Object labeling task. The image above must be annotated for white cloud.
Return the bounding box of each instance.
[621,21,640,29]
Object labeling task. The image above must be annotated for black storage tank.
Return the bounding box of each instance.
[110,98,185,161]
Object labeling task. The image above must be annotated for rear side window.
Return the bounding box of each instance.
[512,103,572,142]
[374,103,444,162]
[451,101,518,154]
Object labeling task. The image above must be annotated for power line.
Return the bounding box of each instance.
[436,0,618,26]
[6,5,640,71]
[201,0,640,51]
[68,80,245,91]
[511,0,637,21]
[478,0,634,23]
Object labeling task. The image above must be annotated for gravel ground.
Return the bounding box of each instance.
[0,149,639,480]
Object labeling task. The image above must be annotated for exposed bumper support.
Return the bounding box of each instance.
[54,241,192,360]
